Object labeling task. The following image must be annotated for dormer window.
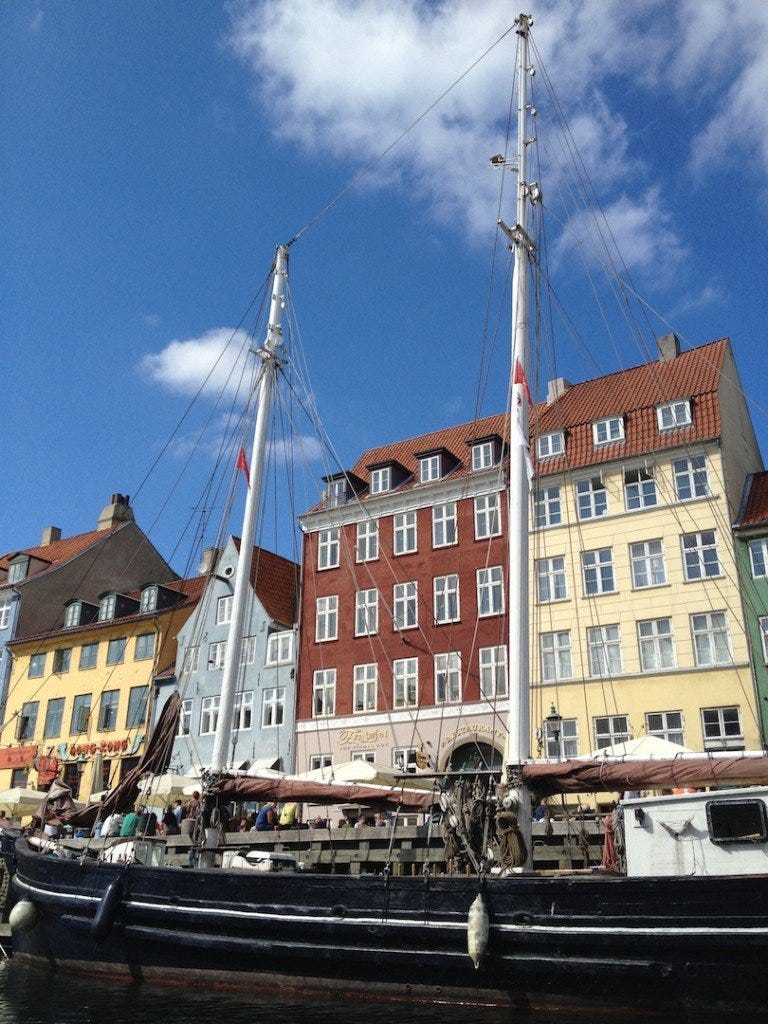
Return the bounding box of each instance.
[420,455,441,483]
[537,431,564,459]
[140,585,158,613]
[592,417,624,446]
[98,593,117,621]
[63,600,98,629]
[657,400,691,431]
[471,441,494,471]
[7,556,29,584]
[327,478,347,508]
[370,467,391,494]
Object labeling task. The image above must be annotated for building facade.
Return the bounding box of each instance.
[0,576,202,798]
[733,471,768,746]
[157,538,299,775]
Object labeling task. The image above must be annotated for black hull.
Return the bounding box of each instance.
[11,839,768,1012]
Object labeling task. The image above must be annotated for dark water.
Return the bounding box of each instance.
[0,961,747,1024]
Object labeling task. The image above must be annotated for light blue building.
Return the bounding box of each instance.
[156,537,299,775]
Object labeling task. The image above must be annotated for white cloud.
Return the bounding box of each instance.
[140,328,253,397]
[29,10,43,32]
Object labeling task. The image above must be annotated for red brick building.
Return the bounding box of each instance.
[296,414,511,775]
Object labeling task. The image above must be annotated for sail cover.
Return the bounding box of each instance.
[523,755,768,795]
[213,773,436,810]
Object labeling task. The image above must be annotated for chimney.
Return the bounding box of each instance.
[97,493,135,531]
[198,547,220,575]
[547,377,572,403]
[40,526,62,546]
[657,332,681,362]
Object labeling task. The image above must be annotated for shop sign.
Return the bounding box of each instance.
[439,724,506,750]
[338,727,388,749]
[0,744,37,770]
[55,735,145,761]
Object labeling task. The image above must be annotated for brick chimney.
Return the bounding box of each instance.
[198,547,220,575]
[97,493,135,530]
[40,526,62,545]
[657,332,681,362]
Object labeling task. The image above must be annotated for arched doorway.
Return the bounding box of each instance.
[445,741,503,772]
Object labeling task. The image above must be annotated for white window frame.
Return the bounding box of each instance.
[533,485,562,528]
[536,555,567,603]
[630,539,667,588]
[434,574,460,624]
[209,640,227,670]
[7,557,29,584]
[657,400,691,431]
[178,698,193,737]
[545,717,579,758]
[592,416,624,445]
[200,695,220,735]
[581,548,615,596]
[351,750,375,763]
[540,631,573,682]
[140,585,158,613]
[393,581,418,631]
[637,617,676,671]
[587,624,623,677]
[472,441,495,470]
[64,602,81,628]
[536,431,564,459]
[673,455,709,500]
[691,611,732,667]
[310,753,332,771]
[576,477,608,520]
[760,616,768,663]
[420,454,441,483]
[393,657,418,708]
[98,593,116,621]
[393,747,418,773]
[434,652,461,704]
[354,589,378,636]
[474,493,501,539]
[593,715,629,749]
[393,511,417,555]
[135,633,155,661]
[265,630,293,666]
[239,636,257,666]
[356,520,379,563]
[312,668,336,718]
[353,663,377,713]
[317,528,340,570]
[432,502,457,548]
[701,706,744,751]
[262,687,285,728]
[0,599,11,630]
[479,645,507,698]
[326,478,347,508]
[624,467,657,510]
[315,595,338,643]
[181,646,199,675]
[749,538,768,579]
[216,595,233,625]
[646,710,685,746]
[476,565,504,617]
[681,530,720,581]
[370,467,391,494]
[233,690,254,731]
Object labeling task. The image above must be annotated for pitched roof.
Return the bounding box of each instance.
[0,525,123,577]
[532,338,728,476]
[232,541,299,626]
[737,471,768,528]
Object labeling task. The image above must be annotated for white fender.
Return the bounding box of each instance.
[9,898,37,932]
[467,892,489,969]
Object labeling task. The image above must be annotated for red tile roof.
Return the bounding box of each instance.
[0,526,123,576]
[532,338,728,477]
[232,541,299,626]
[738,472,768,528]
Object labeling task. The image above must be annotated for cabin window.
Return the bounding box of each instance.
[536,556,567,603]
[393,657,418,708]
[706,799,768,845]
[592,416,624,446]
[533,485,562,528]
[657,400,691,431]
[536,432,564,459]
[317,528,340,570]
[356,520,379,562]
[353,663,377,712]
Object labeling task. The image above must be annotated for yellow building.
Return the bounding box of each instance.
[529,335,763,769]
[0,578,203,798]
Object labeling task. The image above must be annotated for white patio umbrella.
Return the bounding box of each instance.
[0,786,48,818]
[588,736,693,759]
[292,759,429,790]
[137,773,199,804]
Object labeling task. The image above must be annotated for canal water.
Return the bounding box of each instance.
[0,961,746,1024]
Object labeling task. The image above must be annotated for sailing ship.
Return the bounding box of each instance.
[9,13,768,1012]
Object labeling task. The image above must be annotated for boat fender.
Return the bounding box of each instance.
[90,877,123,942]
[9,898,37,933]
[467,893,489,970]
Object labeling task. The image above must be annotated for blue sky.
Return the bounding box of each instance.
[4,1,768,574]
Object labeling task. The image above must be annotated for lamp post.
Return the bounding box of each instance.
[546,705,563,761]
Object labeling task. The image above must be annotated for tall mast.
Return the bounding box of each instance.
[504,13,536,864]
[210,245,289,772]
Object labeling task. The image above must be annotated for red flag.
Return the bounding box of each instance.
[236,446,250,488]
[513,359,532,406]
